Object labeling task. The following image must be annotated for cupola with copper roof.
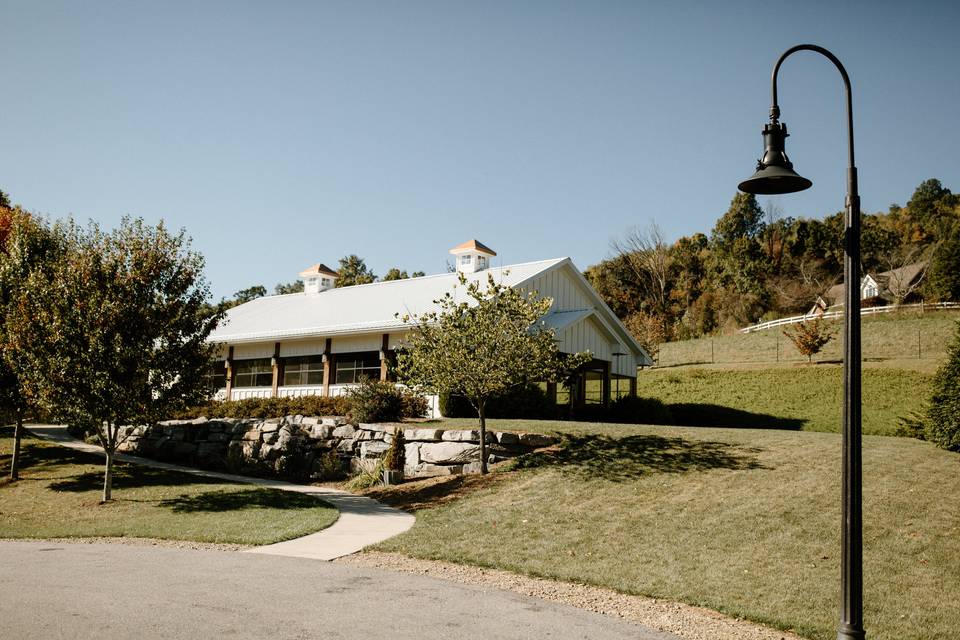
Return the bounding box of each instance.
[449,239,496,274]
[299,263,339,293]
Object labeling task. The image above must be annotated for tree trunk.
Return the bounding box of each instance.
[478,403,488,475]
[102,448,114,502]
[10,412,23,481]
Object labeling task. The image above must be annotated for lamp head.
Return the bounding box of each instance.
[738,120,812,195]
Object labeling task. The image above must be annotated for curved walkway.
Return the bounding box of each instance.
[26,425,415,561]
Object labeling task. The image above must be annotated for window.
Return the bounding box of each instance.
[307,277,318,287]
[584,370,604,404]
[478,256,487,269]
[233,358,273,388]
[335,352,381,384]
[556,381,571,406]
[460,255,472,265]
[322,278,331,287]
[283,355,324,386]
[205,361,227,391]
[611,374,631,400]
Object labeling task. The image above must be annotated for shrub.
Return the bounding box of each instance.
[440,384,555,419]
[925,321,960,451]
[314,451,347,481]
[346,458,385,490]
[783,319,835,363]
[400,391,429,419]
[383,429,406,472]
[346,378,405,423]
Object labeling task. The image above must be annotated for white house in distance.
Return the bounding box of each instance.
[207,240,652,415]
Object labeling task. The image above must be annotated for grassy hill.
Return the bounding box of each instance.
[657,309,960,369]
[379,420,960,640]
[635,366,930,436]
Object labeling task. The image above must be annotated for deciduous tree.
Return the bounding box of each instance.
[10,217,223,501]
[396,273,588,473]
[783,319,835,363]
[0,207,63,480]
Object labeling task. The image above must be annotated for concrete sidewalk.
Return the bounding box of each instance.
[27,424,415,561]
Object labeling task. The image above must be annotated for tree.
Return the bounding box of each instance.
[274,280,304,295]
[0,207,63,480]
[611,223,673,318]
[783,319,834,363]
[9,217,224,501]
[336,255,376,286]
[925,221,960,302]
[395,273,588,473]
[710,193,769,297]
[232,284,267,304]
[0,189,10,209]
[925,320,960,451]
[382,268,408,281]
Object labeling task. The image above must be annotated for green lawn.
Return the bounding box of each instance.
[0,427,338,544]
[376,421,960,640]
[658,309,960,368]
[634,366,932,436]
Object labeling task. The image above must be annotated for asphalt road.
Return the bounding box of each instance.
[0,541,680,640]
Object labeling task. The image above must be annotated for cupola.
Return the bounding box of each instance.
[299,263,339,293]
[449,239,496,274]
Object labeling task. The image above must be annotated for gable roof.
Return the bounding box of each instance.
[211,259,565,343]
[210,256,651,365]
[449,239,497,256]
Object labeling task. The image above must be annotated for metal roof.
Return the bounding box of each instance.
[210,259,567,344]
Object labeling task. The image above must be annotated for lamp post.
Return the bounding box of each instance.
[737,44,865,640]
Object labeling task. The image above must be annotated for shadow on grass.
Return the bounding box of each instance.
[48,465,224,493]
[666,404,806,430]
[158,489,325,513]
[515,434,765,482]
[364,472,509,512]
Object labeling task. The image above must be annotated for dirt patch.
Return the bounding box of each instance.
[337,551,803,640]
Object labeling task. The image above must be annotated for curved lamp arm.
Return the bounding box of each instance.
[769,44,855,169]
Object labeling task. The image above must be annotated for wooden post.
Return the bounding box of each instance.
[322,338,332,397]
[271,342,281,398]
[629,376,637,398]
[224,346,234,401]
[380,333,390,382]
[602,360,611,409]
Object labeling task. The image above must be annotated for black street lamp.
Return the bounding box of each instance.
[738,44,865,640]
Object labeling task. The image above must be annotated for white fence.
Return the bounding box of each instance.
[739,302,960,334]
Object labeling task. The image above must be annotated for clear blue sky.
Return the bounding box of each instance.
[2,0,958,299]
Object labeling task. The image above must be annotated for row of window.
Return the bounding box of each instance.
[205,352,385,389]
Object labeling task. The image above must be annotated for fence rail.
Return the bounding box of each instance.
[739,302,960,334]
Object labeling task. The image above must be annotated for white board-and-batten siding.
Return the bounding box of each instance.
[521,269,591,314]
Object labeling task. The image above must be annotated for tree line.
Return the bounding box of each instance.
[586,178,960,354]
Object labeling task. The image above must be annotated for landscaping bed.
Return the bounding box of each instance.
[375,420,960,640]
[0,427,338,545]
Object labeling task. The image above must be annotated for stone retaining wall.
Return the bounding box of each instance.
[116,416,555,482]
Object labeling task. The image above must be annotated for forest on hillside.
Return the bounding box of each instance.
[586,178,960,353]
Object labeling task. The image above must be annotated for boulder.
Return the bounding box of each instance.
[440,429,479,442]
[262,430,279,445]
[300,416,320,427]
[404,443,421,466]
[360,441,391,459]
[409,463,463,477]
[358,423,386,432]
[333,425,357,439]
[336,438,357,454]
[518,433,555,447]
[495,431,520,445]
[321,416,347,427]
[260,422,280,434]
[311,424,335,439]
[419,442,479,464]
[404,428,444,442]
